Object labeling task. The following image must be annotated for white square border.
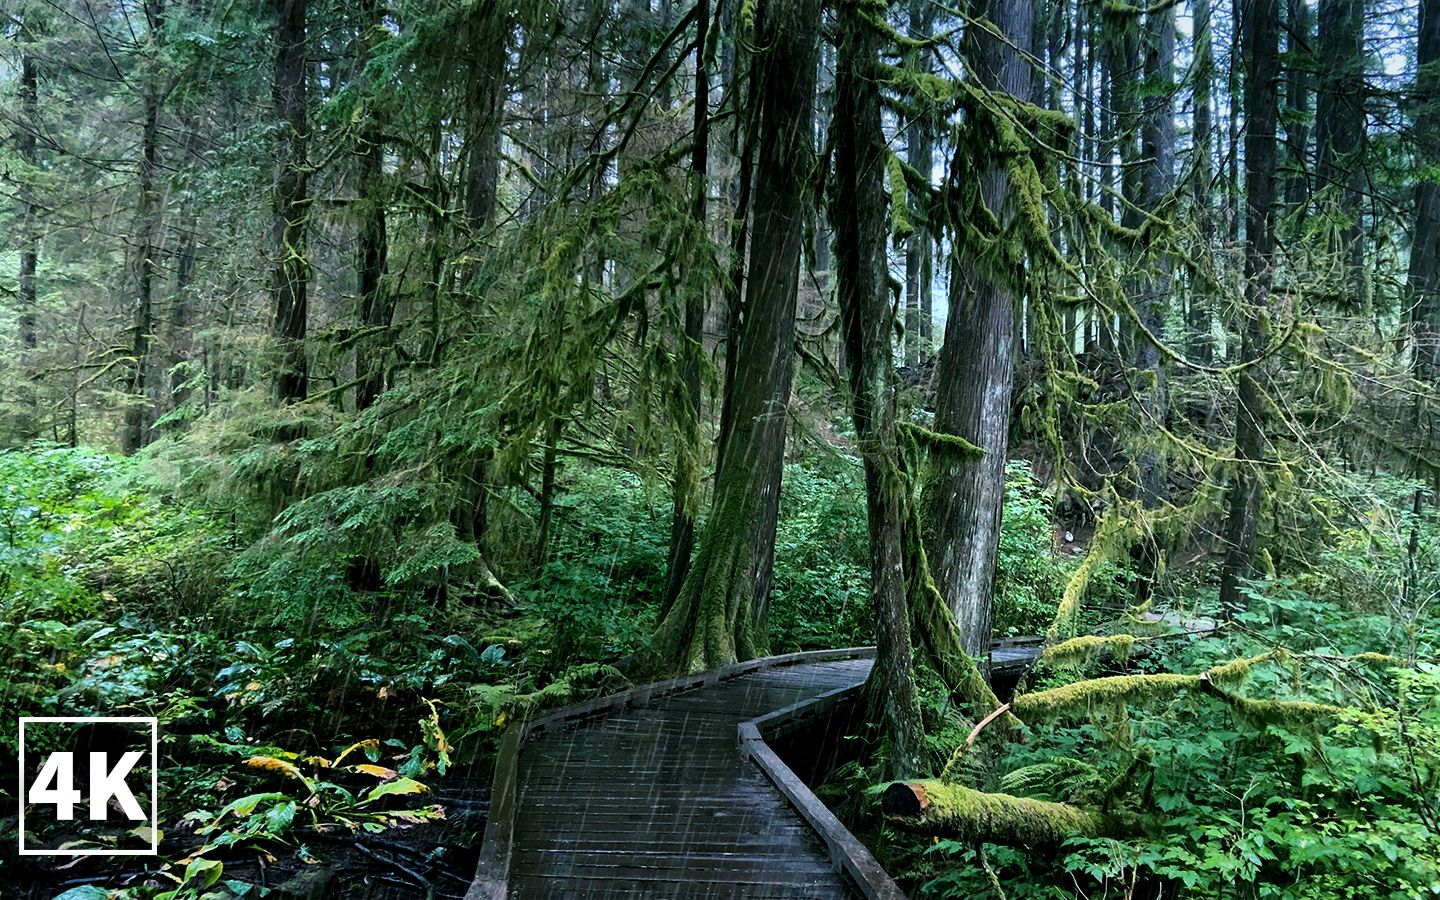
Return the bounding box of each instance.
[17,716,160,856]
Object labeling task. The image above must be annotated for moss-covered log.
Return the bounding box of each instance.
[882,781,1126,845]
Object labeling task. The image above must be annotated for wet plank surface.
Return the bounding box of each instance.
[503,639,1044,899]
[508,658,873,899]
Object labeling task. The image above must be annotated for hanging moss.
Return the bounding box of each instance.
[899,421,983,460]
[1047,505,1135,640]
[886,151,914,240]
[1215,689,1344,732]
[882,780,1128,845]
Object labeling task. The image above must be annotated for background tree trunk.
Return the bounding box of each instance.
[355,0,390,412]
[122,0,165,453]
[1189,0,1215,363]
[903,0,935,367]
[17,44,38,356]
[272,0,310,403]
[1313,0,1366,301]
[1411,0,1440,386]
[1130,0,1176,602]
[1219,0,1282,614]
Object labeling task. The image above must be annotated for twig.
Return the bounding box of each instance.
[354,843,435,900]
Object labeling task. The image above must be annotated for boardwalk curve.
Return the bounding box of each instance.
[467,642,1041,899]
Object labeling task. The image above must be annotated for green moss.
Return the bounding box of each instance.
[1014,673,1201,720]
[883,780,1123,845]
[1040,634,1139,668]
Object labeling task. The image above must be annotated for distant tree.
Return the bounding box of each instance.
[272,0,309,403]
[1219,0,1282,613]
[122,0,166,453]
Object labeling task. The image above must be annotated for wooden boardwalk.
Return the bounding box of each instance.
[469,642,1042,899]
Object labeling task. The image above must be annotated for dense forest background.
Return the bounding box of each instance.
[2,0,1440,896]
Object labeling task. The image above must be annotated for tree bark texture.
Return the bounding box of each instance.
[1219,0,1282,613]
[272,0,310,403]
[652,0,819,672]
[923,0,1032,657]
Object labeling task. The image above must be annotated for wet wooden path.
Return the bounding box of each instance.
[468,642,1041,899]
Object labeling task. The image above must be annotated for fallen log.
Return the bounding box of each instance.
[881,781,1127,846]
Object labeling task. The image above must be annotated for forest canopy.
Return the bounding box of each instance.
[1,0,1439,896]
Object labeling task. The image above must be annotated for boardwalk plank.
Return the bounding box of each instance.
[503,659,873,898]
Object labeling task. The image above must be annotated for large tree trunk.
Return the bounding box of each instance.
[354,0,391,412]
[272,0,310,403]
[1313,0,1366,301]
[1218,0,1282,614]
[662,0,712,610]
[922,0,1033,658]
[1129,0,1176,601]
[652,0,819,672]
[832,0,924,778]
[123,0,165,453]
[464,2,509,234]
[1411,0,1440,386]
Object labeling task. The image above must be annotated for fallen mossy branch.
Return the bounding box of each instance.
[1039,633,1140,668]
[882,780,1129,845]
[1013,672,1202,719]
[1013,653,1346,729]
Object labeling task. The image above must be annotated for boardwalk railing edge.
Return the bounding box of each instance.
[463,645,877,900]
[739,687,910,900]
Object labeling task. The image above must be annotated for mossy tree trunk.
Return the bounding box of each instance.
[832,0,925,778]
[1129,1,1175,601]
[1283,0,1312,216]
[1219,0,1281,614]
[923,0,1033,657]
[456,0,512,597]
[354,0,391,413]
[882,781,1125,845]
[662,0,712,610]
[272,0,310,404]
[1313,0,1367,300]
[653,0,819,672]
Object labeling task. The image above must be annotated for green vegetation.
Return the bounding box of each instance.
[5,0,1440,895]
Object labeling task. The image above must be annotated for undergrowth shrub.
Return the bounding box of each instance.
[993,460,1064,636]
[769,459,871,652]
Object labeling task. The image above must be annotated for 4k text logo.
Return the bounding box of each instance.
[18,717,159,856]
